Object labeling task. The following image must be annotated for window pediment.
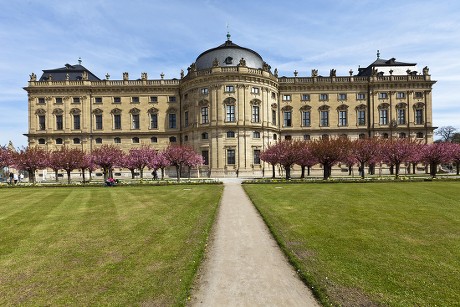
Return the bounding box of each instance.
[413,102,425,109]
[318,105,330,111]
[396,102,407,109]
[224,97,236,105]
[129,107,140,114]
[355,104,367,110]
[53,108,63,115]
[300,105,311,111]
[147,107,159,114]
[70,108,81,115]
[93,108,103,115]
[378,103,390,109]
[35,108,46,115]
[199,99,209,106]
[336,104,349,111]
[250,99,261,106]
[111,108,122,115]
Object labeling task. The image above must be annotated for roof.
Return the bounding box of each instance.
[357,57,417,76]
[39,63,101,81]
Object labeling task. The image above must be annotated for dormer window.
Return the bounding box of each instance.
[224,57,233,65]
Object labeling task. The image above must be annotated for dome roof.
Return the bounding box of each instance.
[195,34,264,70]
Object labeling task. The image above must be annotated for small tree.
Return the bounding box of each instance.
[450,143,460,175]
[11,146,49,183]
[260,145,279,178]
[147,150,169,180]
[420,143,453,178]
[310,137,351,180]
[48,150,63,182]
[80,153,95,183]
[92,145,124,181]
[57,147,85,184]
[380,139,419,178]
[435,126,457,142]
[164,145,201,182]
[351,138,381,179]
[125,145,155,179]
[0,146,12,176]
[294,141,317,178]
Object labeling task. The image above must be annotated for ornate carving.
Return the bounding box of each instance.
[223,97,236,105]
[147,107,159,114]
[355,104,367,110]
[35,108,46,115]
[311,69,318,77]
[250,99,261,105]
[167,107,177,113]
[66,73,70,80]
[274,68,278,77]
[52,108,64,115]
[123,72,129,81]
[129,108,140,114]
[371,68,378,76]
[271,103,278,109]
[423,66,429,75]
[111,108,122,115]
[141,72,148,80]
[82,71,88,81]
[238,58,246,67]
[262,62,270,72]
[378,103,390,109]
[70,108,81,115]
[337,104,349,111]
[396,102,407,109]
[318,105,330,111]
[413,102,425,109]
[330,69,336,77]
[300,105,311,111]
[29,72,37,81]
[92,108,103,115]
[212,58,219,67]
[199,100,209,106]
[180,69,184,79]
[281,105,293,111]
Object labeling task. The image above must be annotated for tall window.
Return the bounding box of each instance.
[56,115,63,130]
[339,110,347,126]
[227,149,236,165]
[114,114,121,129]
[415,109,424,124]
[201,107,209,124]
[379,109,388,125]
[150,113,158,129]
[73,114,81,130]
[283,110,292,127]
[272,110,276,125]
[95,114,103,130]
[202,150,209,165]
[397,109,406,125]
[38,115,46,130]
[358,110,366,126]
[226,105,235,122]
[169,113,177,129]
[201,88,208,95]
[132,114,140,129]
[320,110,329,126]
[302,111,310,126]
[184,111,189,127]
[253,149,261,165]
[252,105,260,123]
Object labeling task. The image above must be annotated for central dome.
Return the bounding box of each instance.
[195,34,264,70]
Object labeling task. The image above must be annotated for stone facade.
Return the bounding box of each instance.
[24,37,436,178]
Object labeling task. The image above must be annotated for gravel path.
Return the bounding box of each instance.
[190,181,319,306]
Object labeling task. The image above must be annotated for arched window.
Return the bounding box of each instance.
[56,138,63,145]
[382,133,389,139]
[253,131,260,138]
[224,97,236,122]
[114,137,121,144]
[148,107,159,129]
[130,108,140,130]
[378,103,390,125]
[73,138,80,144]
[38,138,46,145]
[151,136,158,143]
[132,137,140,143]
[95,138,102,144]
[169,136,177,143]
[111,108,122,130]
[273,133,277,140]
[202,132,209,140]
[359,133,366,139]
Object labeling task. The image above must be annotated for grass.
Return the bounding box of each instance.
[0,185,223,306]
[244,181,460,306]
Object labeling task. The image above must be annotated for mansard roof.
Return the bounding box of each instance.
[39,63,101,81]
[357,57,417,76]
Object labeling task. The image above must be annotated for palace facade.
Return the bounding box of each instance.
[24,34,436,177]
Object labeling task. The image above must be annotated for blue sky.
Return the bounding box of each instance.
[1,0,459,148]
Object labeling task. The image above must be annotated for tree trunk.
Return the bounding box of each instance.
[390,165,394,175]
[82,169,86,183]
[430,162,437,178]
[161,167,165,180]
[140,168,144,179]
[29,170,35,184]
[348,166,352,176]
[395,163,400,178]
[360,162,365,179]
[188,166,191,179]
[54,170,59,182]
[130,169,135,179]
[176,165,180,182]
[307,166,311,176]
[413,163,416,174]
[300,166,305,179]
[285,165,291,180]
[272,164,275,178]
[67,170,71,184]
[323,164,331,180]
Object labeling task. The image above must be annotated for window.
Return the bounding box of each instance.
[301,94,310,101]
[201,88,209,95]
[282,94,291,101]
[415,92,423,99]
[226,105,235,122]
[302,111,310,126]
[416,132,424,138]
[378,92,388,99]
[151,136,158,143]
[132,114,140,129]
[322,134,329,140]
[184,135,189,142]
[273,134,277,140]
[285,135,292,140]
[224,57,233,64]
[38,115,46,130]
[56,115,63,130]
[184,111,189,127]
[56,138,63,144]
[272,110,276,125]
[415,109,424,124]
[169,96,176,102]
[95,138,102,144]
[73,114,81,130]
[201,107,209,124]
[227,149,236,165]
[73,97,80,104]
[251,87,260,94]
[339,110,347,126]
[38,138,46,144]
[225,85,234,92]
[95,97,102,104]
[271,92,276,99]
[358,110,366,126]
[169,136,177,143]
[320,110,329,126]
[396,92,406,99]
[202,132,209,140]
[253,149,261,164]
[55,97,63,104]
[253,131,260,138]
[38,97,45,104]
[114,137,121,144]
[357,93,366,100]
[150,96,158,103]
[202,150,209,165]
[150,113,158,129]
[73,138,80,144]
[131,96,139,103]
[169,113,177,129]
[319,93,328,101]
[397,109,406,125]
[252,105,260,123]
[114,114,121,129]
[132,137,140,143]
[283,110,292,127]
[359,133,366,139]
[399,132,406,138]
[379,109,388,125]
[338,93,347,100]
[303,134,310,141]
[95,114,103,130]
[227,131,235,138]
[383,133,389,139]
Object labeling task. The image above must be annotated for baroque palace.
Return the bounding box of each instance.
[25,34,435,177]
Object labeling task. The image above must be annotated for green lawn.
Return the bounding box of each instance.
[244,181,460,306]
[0,185,223,306]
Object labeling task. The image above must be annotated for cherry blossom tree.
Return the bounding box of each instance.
[420,142,453,178]
[147,150,169,180]
[294,141,317,178]
[121,153,138,179]
[183,151,204,179]
[380,139,419,178]
[48,149,63,182]
[351,138,382,179]
[164,145,201,181]
[80,153,95,183]
[11,146,49,183]
[91,145,124,181]
[55,147,85,184]
[124,145,156,179]
[260,145,279,178]
[310,137,351,180]
[0,146,12,169]
[449,143,460,175]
